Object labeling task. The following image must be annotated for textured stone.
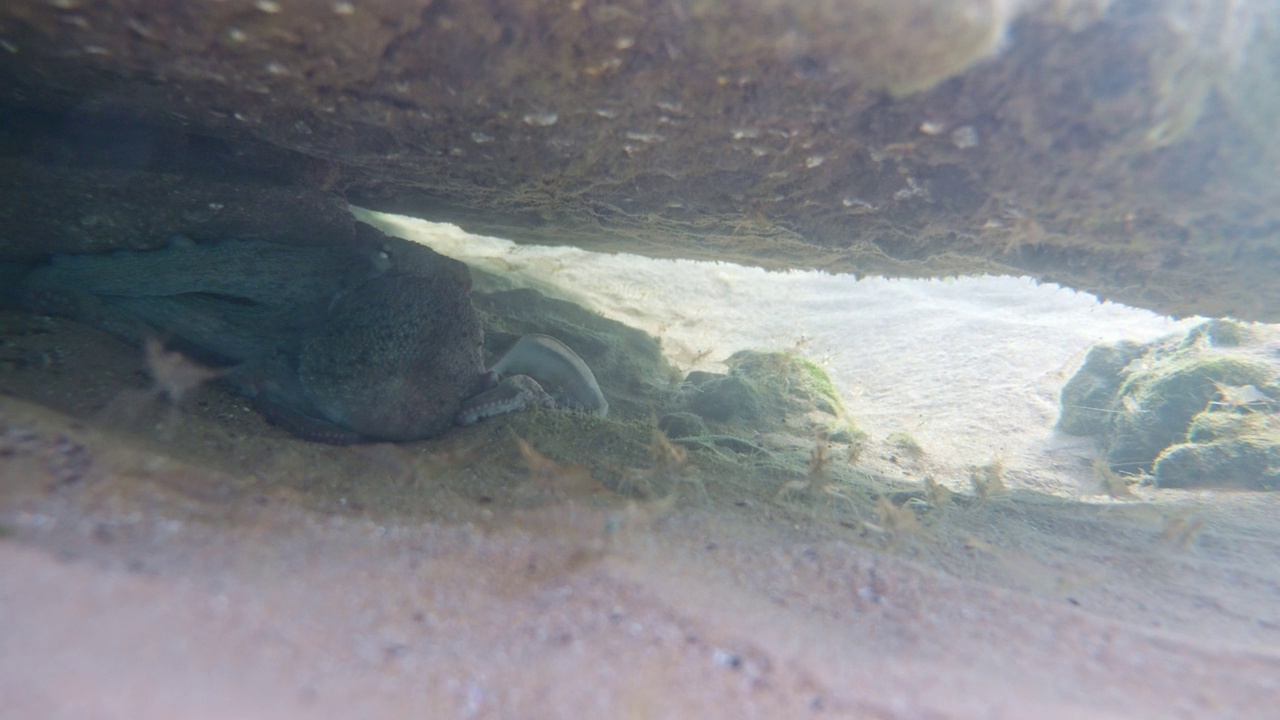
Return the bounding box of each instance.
[1,1,1279,319]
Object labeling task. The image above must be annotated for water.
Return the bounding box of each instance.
[357,207,1193,495]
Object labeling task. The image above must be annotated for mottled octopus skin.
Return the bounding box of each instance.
[456,374,555,427]
[20,232,614,442]
[22,232,487,443]
[295,267,485,442]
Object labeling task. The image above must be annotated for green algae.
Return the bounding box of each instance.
[1059,320,1280,490]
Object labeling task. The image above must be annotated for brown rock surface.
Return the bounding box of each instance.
[1,0,1278,319]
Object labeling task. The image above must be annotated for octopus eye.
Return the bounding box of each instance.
[369,250,392,275]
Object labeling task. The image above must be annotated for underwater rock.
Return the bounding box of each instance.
[1154,412,1280,490]
[1058,320,1280,489]
[1191,318,1253,348]
[681,350,844,427]
[723,350,845,418]
[6,3,1280,321]
[658,412,708,441]
[1057,340,1148,436]
[687,375,762,424]
[1106,353,1273,472]
[684,371,722,387]
[677,349,855,449]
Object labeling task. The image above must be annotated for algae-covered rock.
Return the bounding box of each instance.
[722,350,845,418]
[681,350,846,430]
[657,412,708,440]
[686,375,762,424]
[1107,354,1275,470]
[1184,319,1253,349]
[1154,412,1280,490]
[1058,339,1148,436]
[1058,320,1280,489]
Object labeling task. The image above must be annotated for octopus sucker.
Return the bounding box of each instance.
[457,374,554,427]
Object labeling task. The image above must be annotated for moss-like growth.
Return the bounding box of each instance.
[1187,410,1268,443]
[674,348,860,464]
[1108,354,1275,470]
[1110,354,1271,462]
[1059,321,1280,489]
[886,431,925,460]
[1154,412,1280,490]
[687,375,762,423]
[1184,319,1253,349]
[723,350,845,417]
[1058,339,1148,436]
[658,412,708,440]
[794,357,846,416]
[828,423,867,446]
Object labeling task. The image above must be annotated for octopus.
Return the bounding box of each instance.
[18,226,607,444]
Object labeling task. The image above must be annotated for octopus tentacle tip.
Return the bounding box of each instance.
[457,374,552,426]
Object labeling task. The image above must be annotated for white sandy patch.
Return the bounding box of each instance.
[356,208,1193,493]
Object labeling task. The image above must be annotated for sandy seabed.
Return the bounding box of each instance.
[3,216,1280,719]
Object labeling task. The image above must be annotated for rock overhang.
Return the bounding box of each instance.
[1,0,1278,320]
